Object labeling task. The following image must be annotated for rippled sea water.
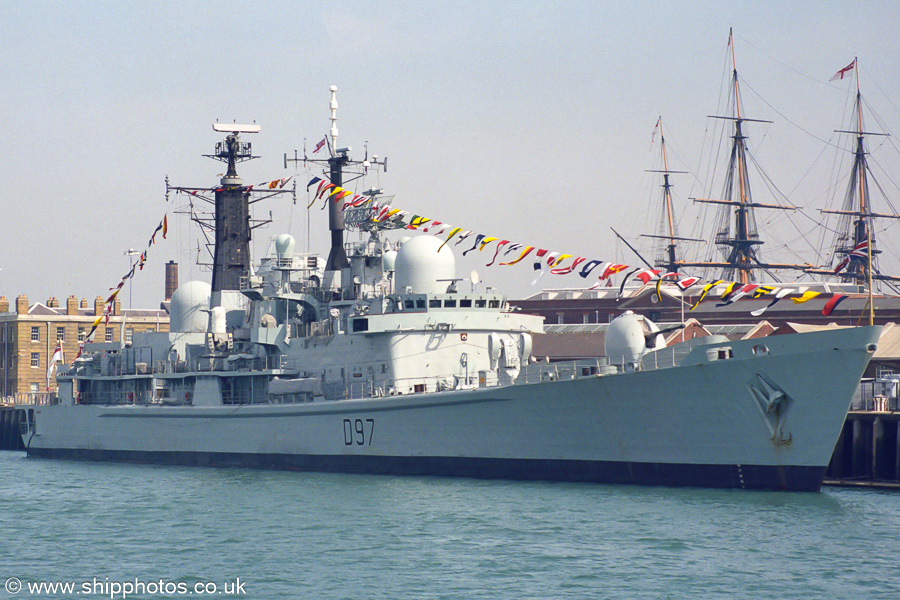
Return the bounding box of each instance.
[1,451,898,599]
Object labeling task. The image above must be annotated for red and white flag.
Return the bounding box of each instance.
[313,137,327,154]
[676,276,700,291]
[47,340,64,388]
[635,269,661,285]
[830,59,856,81]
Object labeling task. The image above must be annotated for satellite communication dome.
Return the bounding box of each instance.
[394,235,456,294]
[169,281,211,333]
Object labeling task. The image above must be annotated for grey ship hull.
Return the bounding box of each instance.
[25,326,879,491]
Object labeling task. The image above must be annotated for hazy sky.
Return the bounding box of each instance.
[2,1,899,308]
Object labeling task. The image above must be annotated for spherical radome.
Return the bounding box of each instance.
[394,235,456,294]
[169,281,211,333]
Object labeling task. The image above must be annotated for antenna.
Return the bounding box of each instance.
[330,85,339,154]
[212,123,261,134]
[284,85,389,274]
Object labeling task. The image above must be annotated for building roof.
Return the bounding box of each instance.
[873,323,900,360]
[15,303,168,320]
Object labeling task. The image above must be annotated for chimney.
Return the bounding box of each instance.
[165,261,179,301]
[80,298,88,309]
[0,297,9,313]
[114,298,121,316]
[94,296,104,316]
[47,297,59,308]
[67,295,79,315]
[16,295,29,314]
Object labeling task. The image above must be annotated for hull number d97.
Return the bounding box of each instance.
[343,418,375,446]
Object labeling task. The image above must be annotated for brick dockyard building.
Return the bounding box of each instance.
[0,295,169,402]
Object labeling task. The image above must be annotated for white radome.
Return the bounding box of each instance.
[169,281,211,333]
[394,235,456,295]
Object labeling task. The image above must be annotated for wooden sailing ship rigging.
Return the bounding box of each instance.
[674,29,811,284]
[640,117,703,274]
[808,58,900,289]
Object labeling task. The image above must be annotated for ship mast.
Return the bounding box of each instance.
[640,117,701,273]
[286,85,387,289]
[683,29,806,283]
[166,123,291,297]
[818,59,900,293]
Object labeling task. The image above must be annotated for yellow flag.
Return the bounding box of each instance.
[691,279,722,311]
[479,237,499,251]
[438,228,463,251]
[791,290,821,304]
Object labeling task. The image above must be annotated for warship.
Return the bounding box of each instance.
[22,88,881,491]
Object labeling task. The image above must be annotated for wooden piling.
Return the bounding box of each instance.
[825,411,900,488]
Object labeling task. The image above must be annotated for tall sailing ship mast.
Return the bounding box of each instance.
[679,29,809,284]
[640,117,703,274]
[814,58,900,289]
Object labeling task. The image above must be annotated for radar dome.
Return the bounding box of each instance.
[169,281,211,333]
[382,250,397,272]
[275,234,296,264]
[394,235,456,294]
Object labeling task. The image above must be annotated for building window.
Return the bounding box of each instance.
[57,326,65,341]
[105,329,113,343]
[125,329,133,344]
[31,326,40,342]
[31,352,39,368]
[30,382,39,394]
[78,327,85,342]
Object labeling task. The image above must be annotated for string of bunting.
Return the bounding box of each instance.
[181,177,294,199]
[306,176,850,318]
[75,213,169,359]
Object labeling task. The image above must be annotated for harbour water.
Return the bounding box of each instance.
[1,451,898,600]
